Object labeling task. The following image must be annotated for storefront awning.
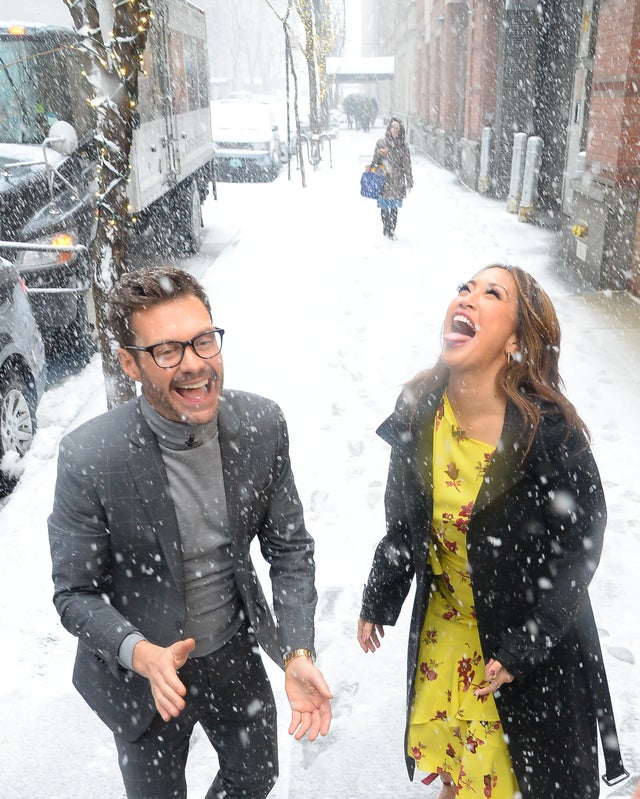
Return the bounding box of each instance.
[325,57,394,82]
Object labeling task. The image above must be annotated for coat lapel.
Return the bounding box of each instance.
[124,403,185,591]
[215,395,282,662]
[471,402,528,519]
[216,395,246,534]
[377,386,439,559]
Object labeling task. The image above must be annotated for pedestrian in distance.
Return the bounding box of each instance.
[357,264,626,798]
[48,266,332,799]
[372,117,413,240]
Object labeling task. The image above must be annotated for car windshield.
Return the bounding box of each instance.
[0,35,86,144]
[213,102,273,132]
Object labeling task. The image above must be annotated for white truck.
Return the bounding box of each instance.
[0,0,216,353]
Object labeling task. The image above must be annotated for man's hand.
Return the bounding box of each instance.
[284,656,332,742]
[357,617,385,653]
[132,638,196,722]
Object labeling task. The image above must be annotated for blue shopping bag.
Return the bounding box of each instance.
[360,164,386,199]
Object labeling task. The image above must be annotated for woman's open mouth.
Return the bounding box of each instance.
[444,314,477,345]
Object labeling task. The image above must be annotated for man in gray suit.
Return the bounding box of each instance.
[48,266,332,799]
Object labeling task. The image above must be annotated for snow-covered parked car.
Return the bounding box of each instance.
[212,99,286,182]
[0,256,47,495]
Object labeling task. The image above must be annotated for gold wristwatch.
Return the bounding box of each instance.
[283,648,314,668]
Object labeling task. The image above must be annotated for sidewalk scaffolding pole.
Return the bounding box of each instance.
[506,132,528,213]
[478,126,493,194]
[518,136,544,222]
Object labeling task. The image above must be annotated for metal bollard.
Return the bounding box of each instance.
[506,132,528,213]
[518,136,543,222]
[478,126,493,194]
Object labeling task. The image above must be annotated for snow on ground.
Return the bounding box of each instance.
[1,128,639,798]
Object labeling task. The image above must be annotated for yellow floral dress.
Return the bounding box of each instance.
[408,393,520,798]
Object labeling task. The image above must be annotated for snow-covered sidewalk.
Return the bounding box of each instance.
[1,127,638,798]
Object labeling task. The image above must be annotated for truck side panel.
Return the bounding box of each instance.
[128,0,214,214]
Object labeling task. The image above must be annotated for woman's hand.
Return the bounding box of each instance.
[474,658,514,697]
[357,617,385,653]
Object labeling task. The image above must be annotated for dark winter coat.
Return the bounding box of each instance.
[360,383,625,798]
[49,390,317,741]
[373,120,413,200]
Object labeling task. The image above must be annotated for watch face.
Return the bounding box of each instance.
[284,648,313,666]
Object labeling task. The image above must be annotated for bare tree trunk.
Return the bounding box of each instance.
[313,0,343,130]
[265,0,307,187]
[66,0,150,408]
[291,0,339,134]
[285,22,306,187]
[295,0,320,134]
[312,0,330,130]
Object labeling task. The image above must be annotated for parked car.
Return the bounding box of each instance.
[212,99,285,181]
[0,2,216,355]
[0,256,47,495]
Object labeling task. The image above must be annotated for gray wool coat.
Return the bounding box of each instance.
[361,383,625,798]
[49,390,317,741]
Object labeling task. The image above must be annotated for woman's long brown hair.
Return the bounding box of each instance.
[405,265,588,455]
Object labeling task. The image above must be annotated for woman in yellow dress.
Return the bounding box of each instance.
[407,391,518,797]
[357,265,625,797]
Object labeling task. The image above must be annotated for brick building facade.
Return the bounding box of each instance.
[564,0,640,292]
[360,0,640,296]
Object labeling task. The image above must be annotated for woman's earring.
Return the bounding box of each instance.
[506,351,512,363]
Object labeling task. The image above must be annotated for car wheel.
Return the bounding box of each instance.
[175,179,203,254]
[0,372,37,495]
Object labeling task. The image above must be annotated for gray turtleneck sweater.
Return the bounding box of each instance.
[118,395,243,667]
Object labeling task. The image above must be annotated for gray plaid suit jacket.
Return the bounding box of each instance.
[48,389,317,741]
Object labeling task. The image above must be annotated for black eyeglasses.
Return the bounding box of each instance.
[124,328,225,368]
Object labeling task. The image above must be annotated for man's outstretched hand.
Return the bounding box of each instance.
[284,656,333,742]
[132,638,196,722]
